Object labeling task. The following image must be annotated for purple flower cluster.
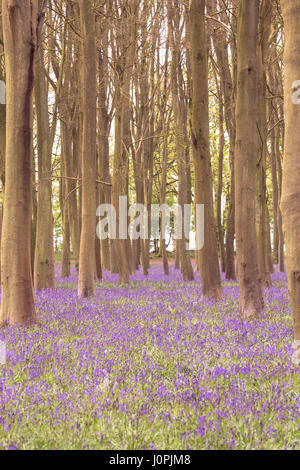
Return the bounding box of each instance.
[0,265,299,449]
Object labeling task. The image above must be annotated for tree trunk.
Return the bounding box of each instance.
[270,117,279,265]
[34,28,56,289]
[217,99,226,273]
[60,156,70,278]
[112,4,137,284]
[168,0,194,281]
[31,166,37,281]
[174,240,180,269]
[95,235,102,280]
[112,85,131,283]
[0,0,39,326]
[275,125,285,272]
[160,130,170,276]
[78,0,97,298]
[190,0,222,299]
[0,54,5,189]
[280,0,300,365]
[234,0,264,318]
[98,43,111,272]
[207,0,237,281]
[256,0,272,287]
[61,122,80,271]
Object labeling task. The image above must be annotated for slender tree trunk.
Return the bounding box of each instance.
[95,235,102,280]
[280,0,300,365]
[110,240,119,274]
[168,0,194,281]
[207,0,235,279]
[270,116,279,265]
[139,12,151,276]
[190,0,222,299]
[58,22,80,272]
[132,71,143,272]
[34,28,56,289]
[234,0,264,318]
[207,0,237,281]
[112,4,137,283]
[0,57,5,189]
[60,178,70,278]
[217,99,226,273]
[31,167,37,281]
[95,149,102,281]
[0,0,39,326]
[174,240,180,269]
[74,117,82,254]
[0,203,2,283]
[132,137,145,273]
[61,122,80,272]
[61,219,70,278]
[112,82,131,283]
[256,0,272,287]
[98,43,111,271]
[275,125,285,272]
[278,210,285,272]
[78,0,97,298]
[225,165,236,280]
[266,205,274,273]
[160,132,170,276]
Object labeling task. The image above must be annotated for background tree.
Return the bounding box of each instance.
[34,0,56,290]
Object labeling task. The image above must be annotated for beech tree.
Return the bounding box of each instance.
[207,0,237,281]
[0,17,5,190]
[78,0,97,298]
[111,0,137,284]
[256,0,272,288]
[190,0,222,299]
[34,0,56,290]
[234,0,264,318]
[0,0,40,325]
[168,0,194,281]
[280,0,300,365]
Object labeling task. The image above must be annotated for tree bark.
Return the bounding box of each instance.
[78,0,97,298]
[112,3,137,283]
[160,134,169,276]
[98,47,111,272]
[0,50,5,189]
[280,0,300,365]
[234,0,264,318]
[217,97,226,273]
[0,0,39,326]
[34,24,56,289]
[207,0,236,279]
[256,0,272,287]
[60,169,70,278]
[168,0,194,281]
[190,0,222,299]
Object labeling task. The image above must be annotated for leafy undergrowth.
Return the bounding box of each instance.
[0,265,299,450]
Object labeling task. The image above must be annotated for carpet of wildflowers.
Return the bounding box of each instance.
[0,264,299,450]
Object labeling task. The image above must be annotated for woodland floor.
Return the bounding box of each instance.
[0,264,299,450]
